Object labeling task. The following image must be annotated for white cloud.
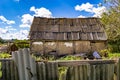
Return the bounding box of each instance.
[30,6,52,18]
[20,14,33,28]
[75,2,107,18]
[78,15,86,18]
[0,27,29,40]
[14,30,29,40]
[5,26,17,31]
[0,6,53,39]
[0,26,16,34]
[0,16,15,24]
[75,3,93,12]
[92,6,106,17]
[20,6,53,28]
[0,28,8,34]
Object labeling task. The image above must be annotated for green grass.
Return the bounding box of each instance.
[108,53,120,59]
[58,55,82,60]
[0,52,11,58]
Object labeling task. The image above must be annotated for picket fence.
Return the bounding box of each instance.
[0,48,120,80]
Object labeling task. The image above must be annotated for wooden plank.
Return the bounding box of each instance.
[108,64,114,80]
[12,51,18,66]
[51,62,56,80]
[12,51,19,80]
[99,65,103,80]
[83,65,88,80]
[46,62,51,80]
[104,64,108,80]
[14,61,19,80]
[89,65,94,80]
[30,56,37,80]
[23,48,31,80]
[93,65,96,80]
[117,58,120,80]
[10,61,15,80]
[38,62,43,80]
[6,61,11,80]
[72,67,75,80]
[68,67,74,80]
[79,65,83,80]
[74,66,79,80]
[111,64,115,80]
[37,62,46,80]
[102,64,106,80]
[54,62,59,80]
[41,62,46,80]
[17,49,26,80]
[0,58,12,61]
[36,63,39,80]
[1,61,6,80]
[87,64,91,80]
[57,60,116,66]
[96,65,100,80]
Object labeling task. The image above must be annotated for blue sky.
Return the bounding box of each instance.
[0,0,106,40]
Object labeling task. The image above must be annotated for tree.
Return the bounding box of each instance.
[101,0,120,41]
[101,0,120,52]
[0,37,4,44]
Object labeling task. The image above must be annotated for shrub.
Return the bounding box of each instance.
[0,52,11,58]
[99,49,111,57]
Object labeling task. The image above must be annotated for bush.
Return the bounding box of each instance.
[108,40,120,53]
[0,52,11,58]
[108,53,120,59]
[99,49,111,57]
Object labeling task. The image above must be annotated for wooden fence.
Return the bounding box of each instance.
[0,59,19,80]
[0,48,120,80]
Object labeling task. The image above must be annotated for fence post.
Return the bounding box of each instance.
[30,55,37,80]
[117,58,120,80]
[23,48,31,80]
[12,51,19,80]
[17,49,26,80]
[12,51,18,66]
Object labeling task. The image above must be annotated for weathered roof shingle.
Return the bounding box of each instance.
[29,17,107,41]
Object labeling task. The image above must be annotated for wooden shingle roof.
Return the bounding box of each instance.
[29,17,107,41]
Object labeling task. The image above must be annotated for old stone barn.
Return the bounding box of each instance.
[29,17,107,56]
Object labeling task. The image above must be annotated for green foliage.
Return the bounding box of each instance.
[101,0,120,53]
[0,38,4,44]
[99,49,111,57]
[101,0,120,41]
[59,67,68,80]
[0,53,11,78]
[108,44,120,53]
[0,52,11,58]
[101,12,120,41]
[33,54,83,61]
[14,39,30,49]
[58,55,82,60]
[108,53,120,59]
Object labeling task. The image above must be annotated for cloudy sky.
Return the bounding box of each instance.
[0,0,106,40]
